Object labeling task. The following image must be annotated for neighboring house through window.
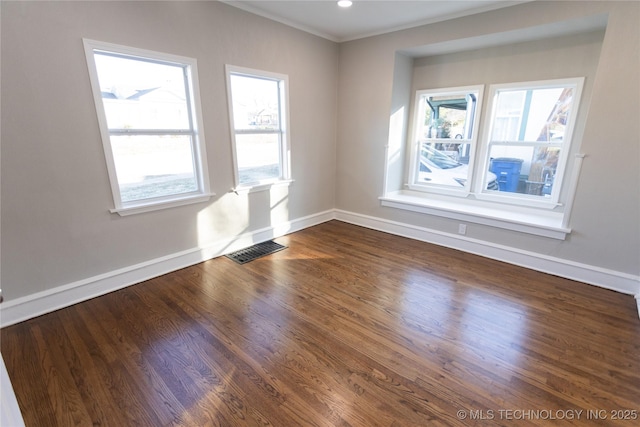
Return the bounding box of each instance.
[477,78,584,207]
[84,39,211,215]
[225,65,291,191]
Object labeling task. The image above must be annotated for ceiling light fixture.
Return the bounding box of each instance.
[337,0,353,8]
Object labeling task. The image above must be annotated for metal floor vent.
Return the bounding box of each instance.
[225,240,287,264]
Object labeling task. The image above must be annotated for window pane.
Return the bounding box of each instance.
[491,87,575,142]
[235,134,281,184]
[111,135,197,202]
[230,75,280,131]
[527,88,573,142]
[486,145,559,196]
[484,83,579,199]
[417,143,471,188]
[420,93,477,140]
[491,90,525,141]
[94,53,190,130]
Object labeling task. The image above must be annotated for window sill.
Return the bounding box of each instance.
[111,193,214,216]
[232,179,294,195]
[380,190,570,240]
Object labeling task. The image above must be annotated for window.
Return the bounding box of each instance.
[384,78,585,239]
[226,65,291,191]
[84,39,211,215]
[408,86,486,195]
[478,78,584,206]
[407,79,583,208]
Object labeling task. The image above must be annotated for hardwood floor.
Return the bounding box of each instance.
[2,220,639,426]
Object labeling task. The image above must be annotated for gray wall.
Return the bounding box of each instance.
[2,1,638,305]
[337,1,639,276]
[1,1,338,300]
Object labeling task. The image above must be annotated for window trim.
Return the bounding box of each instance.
[380,190,571,240]
[382,150,587,240]
[225,65,292,192]
[83,39,212,215]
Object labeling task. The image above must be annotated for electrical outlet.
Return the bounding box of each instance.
[458,224,467,235]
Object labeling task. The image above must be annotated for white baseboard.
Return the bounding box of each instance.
[0,210,335,328]
[0,354,25,427]
[3,208,639,328]
[334,209,640,302]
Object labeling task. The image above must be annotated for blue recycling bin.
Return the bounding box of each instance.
[490,158,523,192]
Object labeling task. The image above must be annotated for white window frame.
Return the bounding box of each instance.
[225,65,292,193]
[474,77,584,209]
[83,39,212,216]
[382,77,586,240]
[407,85,484,197]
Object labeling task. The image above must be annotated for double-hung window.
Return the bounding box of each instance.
[84,39,211,215]
[392,77,585,239]
[477,78,584,207]
[226,65,291,191]
[408,86,485,195]
[407,79,583,207]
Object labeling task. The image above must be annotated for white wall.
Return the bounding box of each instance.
[336,1,639,280]
[0,1,338,302]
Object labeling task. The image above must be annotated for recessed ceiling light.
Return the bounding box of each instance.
[337,0,353,8]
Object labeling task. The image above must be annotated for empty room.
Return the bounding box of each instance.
[1,1,638,425]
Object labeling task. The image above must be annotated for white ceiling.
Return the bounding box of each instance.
[221,0,526,42]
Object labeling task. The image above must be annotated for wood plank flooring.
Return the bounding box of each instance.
[2,220,639,426]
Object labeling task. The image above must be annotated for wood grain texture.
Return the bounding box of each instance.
[2,221,639,426]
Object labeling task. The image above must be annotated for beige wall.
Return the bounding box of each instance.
[337,1,639,276]
[1,1,338,300]
[1,1,638,306]
[404,30,603,201]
